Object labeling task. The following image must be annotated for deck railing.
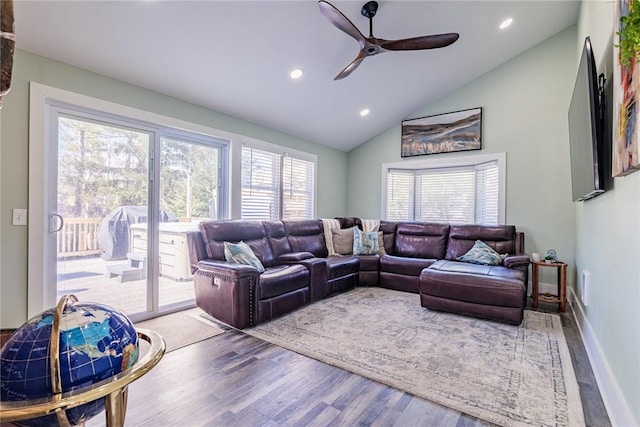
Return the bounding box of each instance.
[57,218,102,258]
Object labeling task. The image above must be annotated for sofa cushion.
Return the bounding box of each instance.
[263,221,292,258]
[353,227,379,255]
[331,227,354,255]
[457,240,506,266]
[445,225,516,261]
[283,220,329,258]
[380,221,397,255]
[224,241,265,273]
[326,256,360,280]
[394,222,450,259]
[259,264,309,299]
[380,254,436,277]
[357,254,379,271]
[420,260,525,308]
[199,220,276,266]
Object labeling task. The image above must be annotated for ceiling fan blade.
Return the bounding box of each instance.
[380,33,460,51]
[334,51,367,80]
[318,0,366,47]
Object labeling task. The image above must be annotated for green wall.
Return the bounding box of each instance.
[347,26,578,280]
[573,1,639,425]
[0,50,348,328]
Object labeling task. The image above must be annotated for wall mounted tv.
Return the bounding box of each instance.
[568,36,611,202]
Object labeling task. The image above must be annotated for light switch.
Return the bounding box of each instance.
[12,209,27,226]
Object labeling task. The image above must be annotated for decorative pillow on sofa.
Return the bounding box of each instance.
[377,231,386,255]
[331,227,355,255]
[457,240,506,266]
[353,227,379,255]
[224,241,265,273]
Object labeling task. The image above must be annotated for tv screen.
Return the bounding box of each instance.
[568,36,606,201]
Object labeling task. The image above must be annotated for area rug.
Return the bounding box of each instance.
[244,287,585,427]
[135,308,225,353]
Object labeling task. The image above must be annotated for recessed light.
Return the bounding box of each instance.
[360,109,370,117]
[499,18,513,30]
[290,68,304,79]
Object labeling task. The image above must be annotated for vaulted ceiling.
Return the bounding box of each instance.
[13,1,580,151]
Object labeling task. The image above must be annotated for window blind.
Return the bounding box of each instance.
[282,155,315,220]
[386,170,414,221]
[241,146,315,220]
[241,146,281,220]
[386,160,499,225]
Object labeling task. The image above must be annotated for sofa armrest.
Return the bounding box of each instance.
[276,251,315,262]
[502,254,530,269]
[275,253,328,302]
[194,259,259,329]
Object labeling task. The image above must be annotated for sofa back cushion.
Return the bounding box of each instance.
[380,221,398,255]
[445,225,516,260]
[394,222,450,259]
[283,220,329,258]
[199,220,276,267]
[262,221,292,258]
[337,216,362,230]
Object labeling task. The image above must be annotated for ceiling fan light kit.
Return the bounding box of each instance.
[318,0,459,80]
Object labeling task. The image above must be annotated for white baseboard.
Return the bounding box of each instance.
[567,287,637,427]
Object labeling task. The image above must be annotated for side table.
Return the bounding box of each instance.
[531,261,567,312]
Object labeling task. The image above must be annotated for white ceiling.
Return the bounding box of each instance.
[13,1,580,151]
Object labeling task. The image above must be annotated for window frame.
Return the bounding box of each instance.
[381,153,506,224]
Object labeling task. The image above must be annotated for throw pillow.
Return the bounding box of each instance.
[331,227,355,255]
[378,231,386,255]
[457,240,506,266]
[224,241,265,273]
[353,227,379,255]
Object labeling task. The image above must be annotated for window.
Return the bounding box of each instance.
[241,145,316,220]
[383,154,505,225]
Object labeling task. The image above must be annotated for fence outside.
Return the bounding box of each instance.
[57,218,102,258]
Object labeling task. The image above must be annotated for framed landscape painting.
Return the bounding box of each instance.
[612,0,640,176]
[401,107,482,157]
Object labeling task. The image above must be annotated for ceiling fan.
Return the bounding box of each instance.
[318,0,459,80]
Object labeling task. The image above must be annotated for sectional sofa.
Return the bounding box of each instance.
[187,218,530,328]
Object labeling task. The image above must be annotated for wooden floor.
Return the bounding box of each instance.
[82,300,611,427]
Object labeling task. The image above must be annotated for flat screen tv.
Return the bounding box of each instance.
[568,36,609,201]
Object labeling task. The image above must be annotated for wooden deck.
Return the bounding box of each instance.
[57,255,195,316]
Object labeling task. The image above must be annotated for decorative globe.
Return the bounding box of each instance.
[0,296,139,426]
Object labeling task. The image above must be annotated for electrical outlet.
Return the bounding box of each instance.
[12,208,27,226]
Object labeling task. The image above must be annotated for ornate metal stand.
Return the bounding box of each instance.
[0,327,165,426]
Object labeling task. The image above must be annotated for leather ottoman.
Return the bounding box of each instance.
[419,260,527,325]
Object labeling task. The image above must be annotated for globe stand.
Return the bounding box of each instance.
[0,296,165,426]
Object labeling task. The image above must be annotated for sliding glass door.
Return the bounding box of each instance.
[47,105,227,320]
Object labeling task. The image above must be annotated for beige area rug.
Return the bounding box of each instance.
[135,308,225,353]
[244,288,585,427]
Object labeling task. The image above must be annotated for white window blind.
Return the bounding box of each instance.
[241,146,281,220]
[386,160,500,225]
[282,156,315,220]
[386,170,414,221]
[241,146,315,220]
[475,161,499,225]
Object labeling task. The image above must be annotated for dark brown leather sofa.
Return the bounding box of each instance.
[188,218,529,328]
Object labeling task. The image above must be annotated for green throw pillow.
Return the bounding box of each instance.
[353,227,379,255]
[224,241,265,273]
[457,240,507,266]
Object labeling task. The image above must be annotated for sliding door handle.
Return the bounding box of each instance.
[49,213,64,233]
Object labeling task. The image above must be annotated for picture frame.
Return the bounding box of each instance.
[612,0,640,177]
[401,107,482,157]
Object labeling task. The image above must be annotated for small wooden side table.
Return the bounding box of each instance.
[531,261,567,312]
